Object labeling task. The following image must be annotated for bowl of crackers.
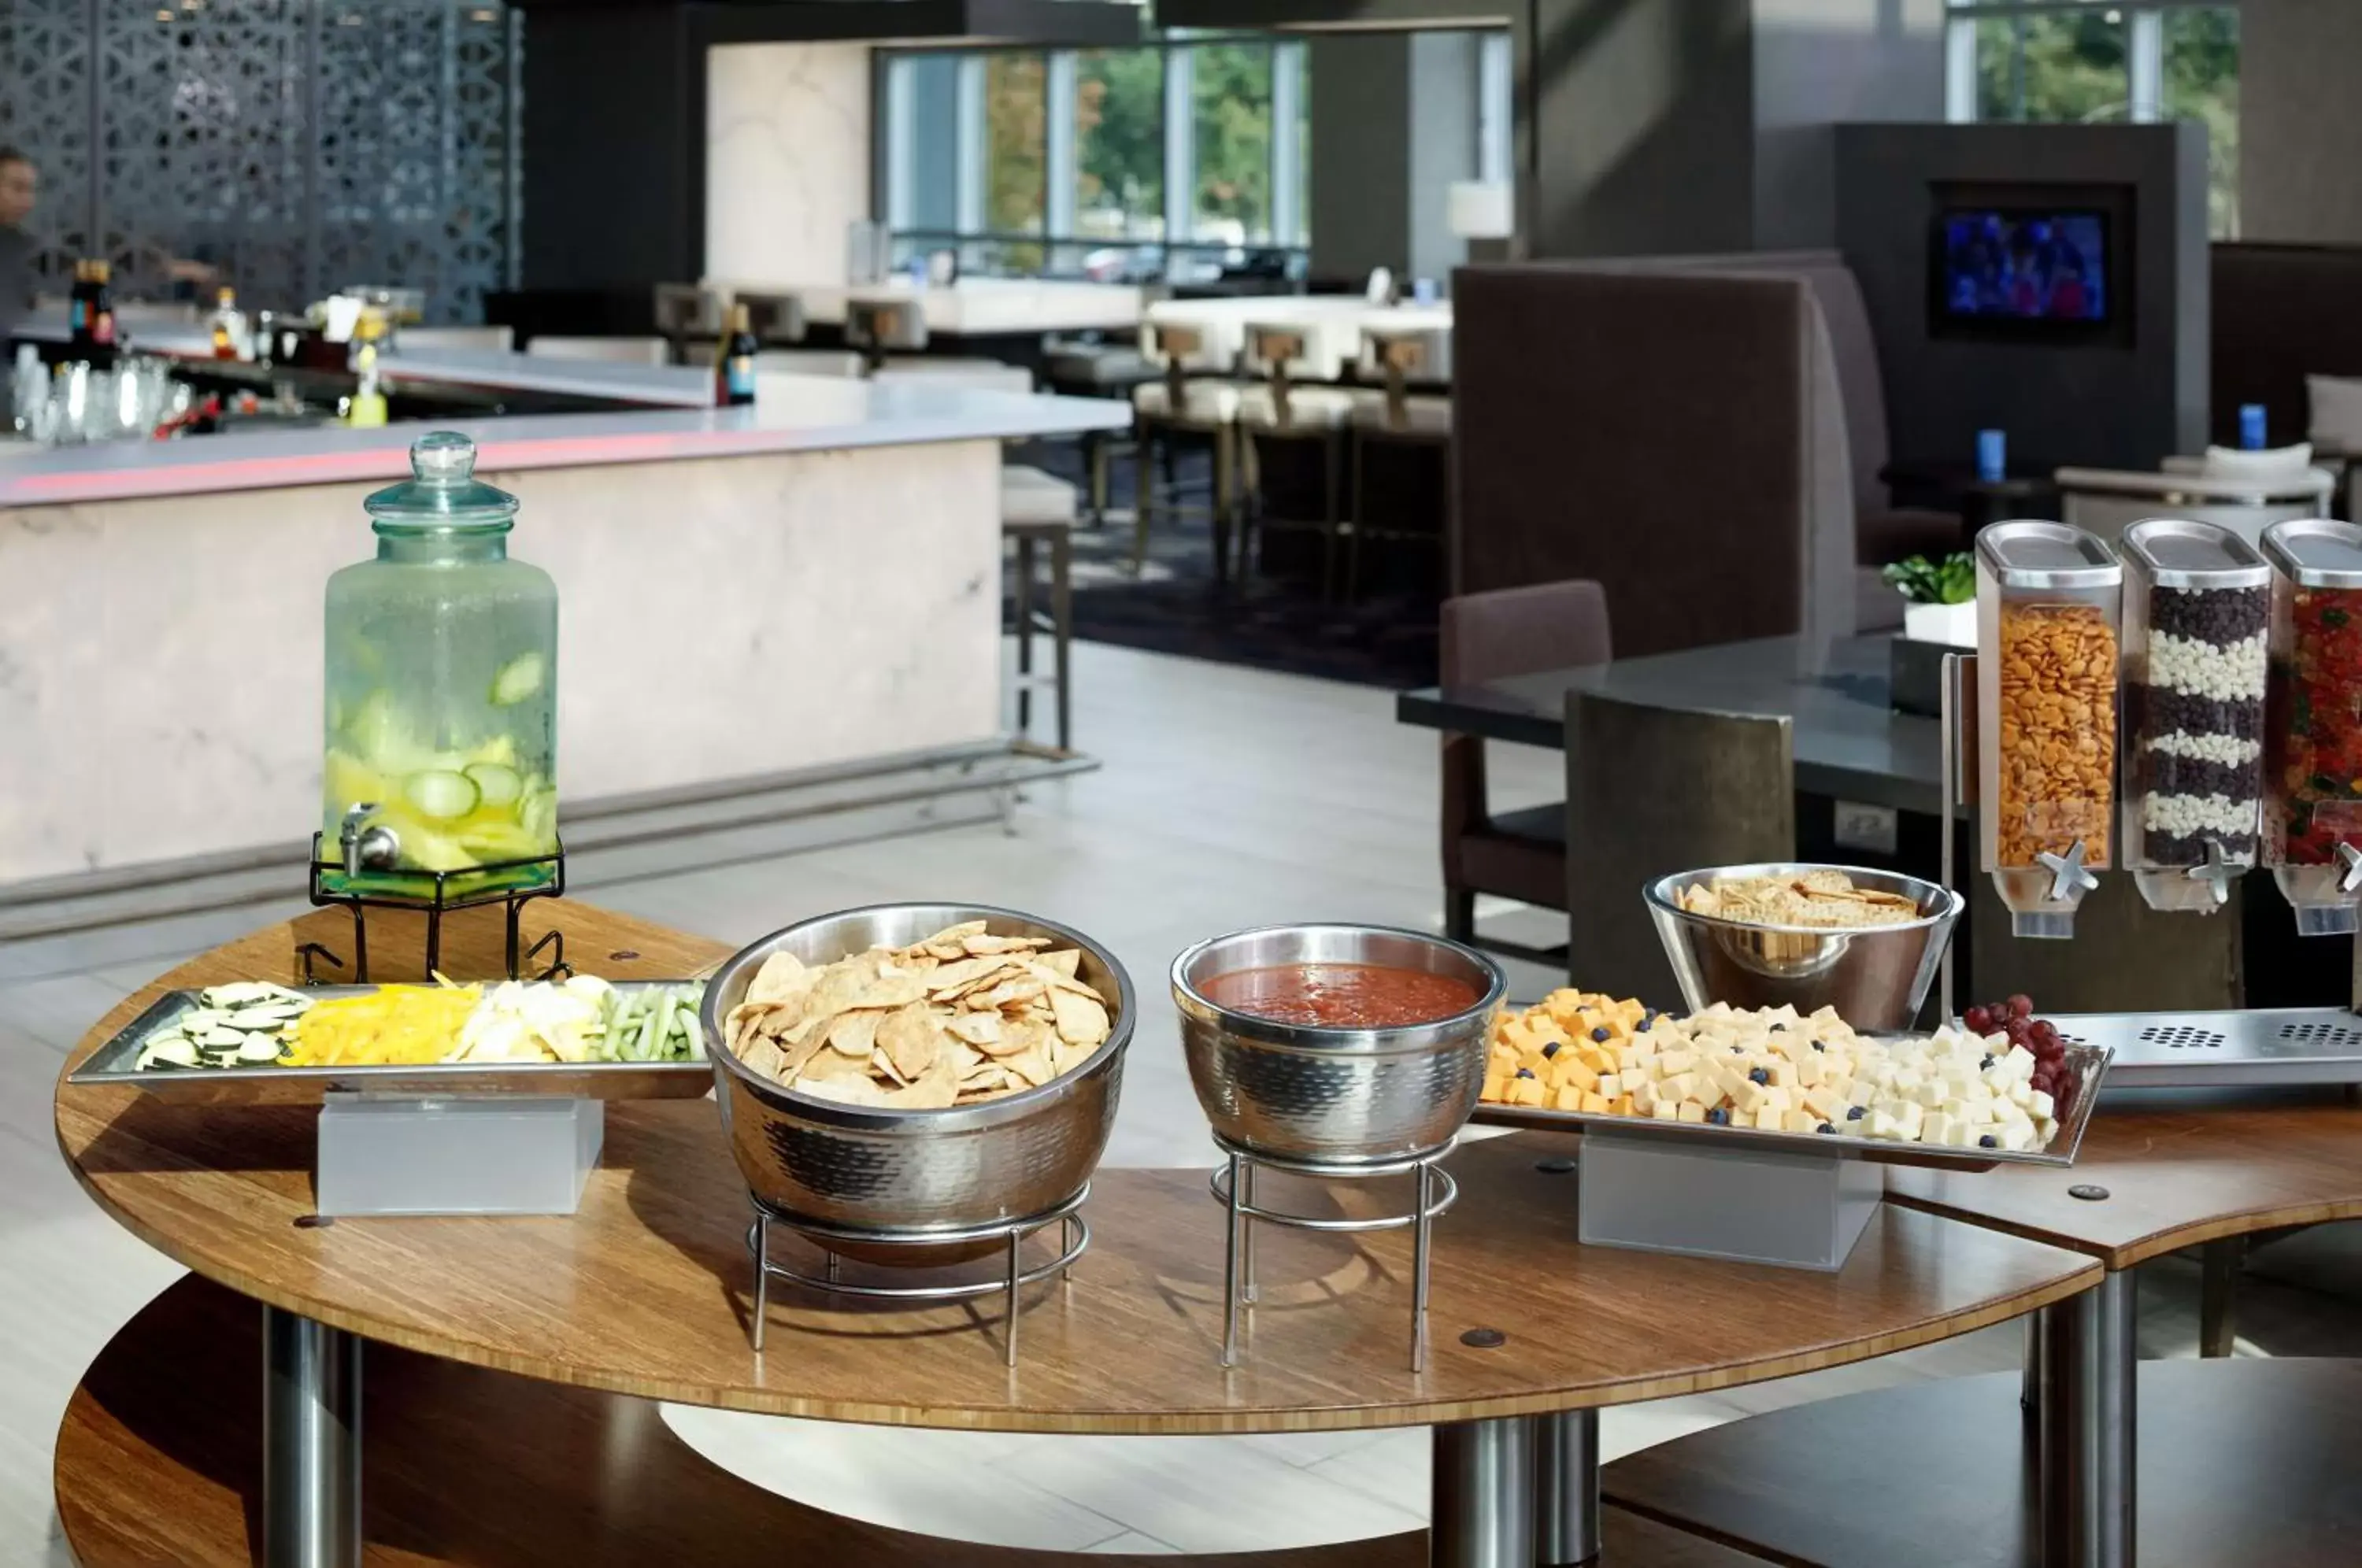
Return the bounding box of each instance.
[701,904,1133,1253]
[1645,864,1961,1030]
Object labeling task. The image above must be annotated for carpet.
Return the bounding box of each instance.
[1008,434,1442,691]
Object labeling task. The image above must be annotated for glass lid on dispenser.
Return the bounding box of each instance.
[363,430,519,531]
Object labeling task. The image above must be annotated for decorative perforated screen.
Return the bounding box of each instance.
[0,0,518,324]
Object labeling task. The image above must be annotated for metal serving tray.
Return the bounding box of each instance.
[68,982,713,1106]
[2053,1007,2362,1089]
[1472,1041,2112,1171]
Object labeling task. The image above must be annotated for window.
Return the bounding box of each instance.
[1074,49,1164,242]
[1189,42,1273,246]
[1946,3,2242,237]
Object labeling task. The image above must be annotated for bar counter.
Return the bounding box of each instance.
[0,375,1128,887]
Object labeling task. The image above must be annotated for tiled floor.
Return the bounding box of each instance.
[2,642,2356,1562]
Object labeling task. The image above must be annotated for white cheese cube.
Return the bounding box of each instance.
[1847,1078,1879,1108]
[1801,1085,1842,1121]
[1894,1100,1924,1141]
[1945,1120,1977,1148]
[1997,1122,2035,1152]
[2029,1089,2055,1122]
[1658,1072,1697,1104]
[1653,1048,1694,1076]
[2005,1045,2038,1079]
[1783,1108,1823,1134]
[1868,1109,1903,1141]
[1675,1100,1708,1124]
[1652,1099,1679,1121]
[1914,1078,1948,1108]
[1596,1073,1622,1100]
[1921,1112,1956,1147]
[1790,1050,1823,1089]
[2007,1079,2034,1108]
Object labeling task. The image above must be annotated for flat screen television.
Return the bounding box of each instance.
[1932,209,2111,328]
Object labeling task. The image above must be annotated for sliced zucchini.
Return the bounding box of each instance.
[236,1037,281,1063]
[402,769,480,823]
[146,1041,199,1069]
[488,653,546,708]
[463,761,524,810]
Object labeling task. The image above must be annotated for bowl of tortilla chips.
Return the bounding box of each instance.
[702,904,1134,1252]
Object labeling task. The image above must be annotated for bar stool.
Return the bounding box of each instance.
[1001,464,1078,753]
[847,296,929,375]
[1236,382,1359,597]
[652,283,720,366]
[1131,324,1246,582]
[1345,388,1453,601]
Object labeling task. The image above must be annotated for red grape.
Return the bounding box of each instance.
[2005,1017,2032,1044]
[1964,1005,1994,1034]
[2031,1019,2060,1046]
[2008,993,2034,1019]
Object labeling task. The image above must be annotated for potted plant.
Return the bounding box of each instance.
[1882,553,1976,648]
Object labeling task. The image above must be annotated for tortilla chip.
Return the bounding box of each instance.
[945,1011,1004,1048]
[798,1074,887,1106]
[746,952,810,1005]
[1036,948,1082,978]
[1050,987,1112,1048]
[964,933,1052,955]
[877,1001,941,1080]
[827,1008,883,1058]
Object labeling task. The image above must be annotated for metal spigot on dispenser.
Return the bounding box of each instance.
[1974,522,2124,938]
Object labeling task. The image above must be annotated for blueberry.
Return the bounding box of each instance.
[1731,1045,1744,1056]
[1979,1134,1998,1149]
[1705,1108,1728,1125]
[1846,1105,1865,1120]
[1817,1122,1836,1134]
[1542,1041,1560,1059]
[1979,1055,1994,1071]
[1769,1023,1786,1032]
[1747,1067,1770,1085]
[1812,1041,1826,1052]
[1635,1018,1652,1033]
[1590,1026,1610,1042]
[1516,1067,1535,1079]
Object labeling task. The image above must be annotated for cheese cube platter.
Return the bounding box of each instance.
[1473,990,2110,1170]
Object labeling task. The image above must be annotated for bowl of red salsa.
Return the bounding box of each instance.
[1172,926,1505,1165]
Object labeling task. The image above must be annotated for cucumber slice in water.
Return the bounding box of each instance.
[488,653,546,708]
[403,769,481,822]
[464,761,524,809]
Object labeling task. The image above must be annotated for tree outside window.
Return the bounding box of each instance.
[1190,43,1272,246]
[2163,8,2238,238]
[985,52,1047,268]
[1076,49,1163,241]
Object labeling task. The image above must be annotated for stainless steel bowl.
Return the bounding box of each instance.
[1172,925,1505,1166]
[700,904,1133,1256]
[1645,864,1962,1030]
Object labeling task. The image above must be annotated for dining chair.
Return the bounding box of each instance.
[1439,581,1612,964]
[1564,690,1794,1003]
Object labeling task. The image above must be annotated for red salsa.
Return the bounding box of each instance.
[1201,963,1481,1028]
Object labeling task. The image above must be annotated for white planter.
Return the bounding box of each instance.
[1903,600,1978,649]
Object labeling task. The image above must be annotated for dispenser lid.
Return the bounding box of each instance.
[2120,518,2271,590]
[1974,520,2122,590]
[364,431,518,530]
[2262,518,2362,588]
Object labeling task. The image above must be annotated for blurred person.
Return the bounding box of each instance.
[0,146,35,343]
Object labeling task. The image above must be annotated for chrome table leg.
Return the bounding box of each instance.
[1536,1408,1601,1566]
[2040,1268,2136,1568]
[1221,1148,1246,1367]
[263,1304,362,1568]
[1431,1416,1536,1568]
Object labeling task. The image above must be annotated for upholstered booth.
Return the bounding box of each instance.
[1453,262,1895,658]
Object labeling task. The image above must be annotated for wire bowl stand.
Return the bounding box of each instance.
[1207,1133,1459,1371]
[303,834,567,984]
[744,1186,1090,1367]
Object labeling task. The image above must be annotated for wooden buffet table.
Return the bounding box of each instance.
[51,900,2106,1567]
[1607,1089,2362,1568]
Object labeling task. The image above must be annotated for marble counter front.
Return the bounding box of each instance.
[0,389,1127,886]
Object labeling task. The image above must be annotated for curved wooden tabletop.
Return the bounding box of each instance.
[60,1274,1766,1568]
[1887,1086,2362,1270]
[55,901,2101,1435]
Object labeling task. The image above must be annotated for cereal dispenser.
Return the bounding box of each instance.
[2117,520,2270,914]
[2261,520,2362,935]
[1975,522,2124,937]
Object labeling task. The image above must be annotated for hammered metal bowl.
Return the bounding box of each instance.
[700,904,1133,1261]
[1172,925,1505,1167]
[1646,864,1961,1030]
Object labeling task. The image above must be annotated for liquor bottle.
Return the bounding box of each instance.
[346,342,388,428]
[715,302,757,406]
[68,259,119,368]
[209,285,251,361]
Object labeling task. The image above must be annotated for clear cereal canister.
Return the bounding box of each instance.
[2261,520,2362,935]
[2116,520,2271,913]
[1976,521,2124,937]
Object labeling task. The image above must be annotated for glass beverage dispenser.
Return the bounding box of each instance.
[320,431,559,898]
[2261,520,2362,935]
[1975,521,2124,937]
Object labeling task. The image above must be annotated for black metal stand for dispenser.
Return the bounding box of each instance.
[303,834,568,984]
